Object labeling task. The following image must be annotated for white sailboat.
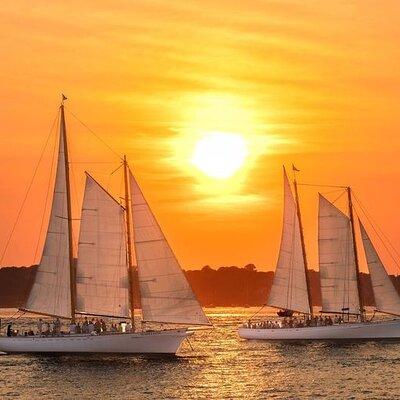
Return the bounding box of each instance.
[238,167,400,340]
[0,99,210,354]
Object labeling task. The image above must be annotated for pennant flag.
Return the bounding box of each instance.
[292,164,300,172]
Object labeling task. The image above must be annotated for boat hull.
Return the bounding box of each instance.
[238,320,400,340]
[0,329,191,355]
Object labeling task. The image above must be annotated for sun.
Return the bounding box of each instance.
[191,132,248,179]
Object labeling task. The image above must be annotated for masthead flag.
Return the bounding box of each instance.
[292,164,300,172]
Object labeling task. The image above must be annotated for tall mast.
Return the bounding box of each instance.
[292,168,313,315]
[347,186,365,322]
[123,155,136,331]
[60,96,76,323]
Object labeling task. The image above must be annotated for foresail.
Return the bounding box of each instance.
[318,195,360,314]
[76,174,130,318]
[25,120,71,318]
[129,172,210,325]
[267,168,311,314]
[360,222,400,316]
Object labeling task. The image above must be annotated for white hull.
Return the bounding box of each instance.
[0,329,191,355]
[238,319,400,340]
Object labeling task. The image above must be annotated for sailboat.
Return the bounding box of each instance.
[238,167,400,340]
[0,98,210,354]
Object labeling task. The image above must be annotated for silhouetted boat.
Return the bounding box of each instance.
[238,167,400,340]
[0,97,210,354]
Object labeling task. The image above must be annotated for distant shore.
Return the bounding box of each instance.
[1,264,399,308]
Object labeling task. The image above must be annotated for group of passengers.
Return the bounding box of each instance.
[68,317,108,335]
[68,318,133,335]
[246,314,345,329]
[36,318,62,335]
[4,317,134,337]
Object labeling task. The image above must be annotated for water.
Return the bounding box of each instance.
[0,308,399,399]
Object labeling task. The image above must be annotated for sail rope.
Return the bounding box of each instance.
[330,189,346,206]
[248,304,267,321]
[286,207,297,310]
[69,155,82,252]
[0,310,26,331]
[65,107,122,160]
[0,111,59,265]
[352,192,400,273]
[33,118,59,263]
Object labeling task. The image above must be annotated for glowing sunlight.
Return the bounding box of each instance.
[191,132,248,179]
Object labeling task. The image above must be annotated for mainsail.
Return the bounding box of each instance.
[24,110,72,318]
[267,168,311,314]
[129,171,210,325]
[318,195,360,314]
[76,174,130,318]
[360,222,400,316]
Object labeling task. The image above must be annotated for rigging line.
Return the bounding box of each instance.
[352,193,400,273]
[353,193,398,267]
[0,112,59,265]
[331,189,346,206]
[64,123,80,254]
[65,107,122,160]
[353,191,400,260]
[69,161,118,165]
[248,304,267,321]
[0,311,26,331]
[70,165,79,251]
[298,183,348,189]
[320,188,346,196]
[33,116,59,263]
[287,206,297,310]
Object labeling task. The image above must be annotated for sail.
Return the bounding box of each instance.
[129,171,210,325]
[267,168,311,314]
[76,174,130,318]
[24,114,71,318]
[360,222,400,316]
[318,195,360,314]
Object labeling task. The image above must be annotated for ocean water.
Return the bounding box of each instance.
[0,307,399,399]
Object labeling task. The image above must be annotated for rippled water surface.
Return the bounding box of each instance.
[1,308,400,399]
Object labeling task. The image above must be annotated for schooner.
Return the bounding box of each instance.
[0,98,210,354]
[238,167,400,340]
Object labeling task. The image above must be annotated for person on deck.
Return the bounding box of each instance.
[43,321,49,335]
[94,319,101,334]
[88,319,95,334]
[54,318,61,334]
[37,319,43,335]
[100,319,107,333]
[6,323,12,337]
[82,317,89,334]
[69,322,77,334]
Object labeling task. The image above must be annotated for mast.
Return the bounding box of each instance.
[60,96,76,323]
[293,169,313,315]
[347,186,365,322]
[123,155,136,331]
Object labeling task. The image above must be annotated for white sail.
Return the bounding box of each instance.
[360,222,400,316]
[318,195,360,314]
[76,174,130,318]
[129,172,210,325]
[267,168,311,314]
[25,115,71,318]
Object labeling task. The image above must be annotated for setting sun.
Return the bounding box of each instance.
[191,132,248,179]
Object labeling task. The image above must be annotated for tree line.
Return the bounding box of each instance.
[0,264,399,308]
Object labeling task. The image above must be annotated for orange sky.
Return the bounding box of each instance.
[1,1,400,273]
